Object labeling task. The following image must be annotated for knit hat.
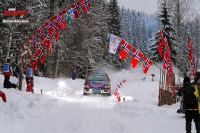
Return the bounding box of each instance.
[6,57,10,62]
[183,76,190,83]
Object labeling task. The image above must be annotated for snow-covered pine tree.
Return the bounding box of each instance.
[108,0,123,70]
[148,1,177,64]
[160,0,195,75]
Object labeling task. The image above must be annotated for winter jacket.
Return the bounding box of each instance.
[177,87,183,96]
[3,62,13,76]
[182,82,198,110]
[72,70,77,78]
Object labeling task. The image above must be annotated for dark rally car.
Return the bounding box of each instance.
[83,71,111,96]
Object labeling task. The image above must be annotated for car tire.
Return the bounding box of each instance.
[108,93,111,96]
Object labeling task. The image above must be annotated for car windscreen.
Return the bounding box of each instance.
[88,75,108,81]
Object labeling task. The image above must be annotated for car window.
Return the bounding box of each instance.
[88,75,108,81]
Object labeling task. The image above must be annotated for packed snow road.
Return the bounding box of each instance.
[0,69,189,133]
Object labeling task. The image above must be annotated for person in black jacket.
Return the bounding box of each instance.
[181,76,200,133]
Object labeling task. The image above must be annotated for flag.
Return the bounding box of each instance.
[67,6,74,17]
[166,61,173,74]
[162,40,171,70]
[163,56,168,70]
[120,39,132,61]
[131,47,143,68]
[71,1,80,18]
[36,24,45,41]
[142,56,153,74]
[38,51,45,63]
[45,20,58,42]
[188,35,193,57]
[47,42,52,54]
[35,46,43,56]
[157,40,163,57]
[43,33,52,54]
[60,7,74,18]
[159,29,165,45]
[30,57,37,72]
[79,0,91,13]
[22,41,29,50]
[29,32,38,49]
[53,13,67,30]
[108,34,121,54]
[187,35,196,76]
[63,12,71,25]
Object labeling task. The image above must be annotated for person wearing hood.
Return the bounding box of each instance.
[180,76,200,133]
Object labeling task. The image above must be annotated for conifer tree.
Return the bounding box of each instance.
[108,0,123,70]
[148,1,177,63]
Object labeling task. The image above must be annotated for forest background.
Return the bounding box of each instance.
[0,0,200,79]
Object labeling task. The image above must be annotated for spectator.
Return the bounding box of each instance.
[181,76,200,133]
[3,58,13,82]
[71,67,77,80]
[25,64,34,93]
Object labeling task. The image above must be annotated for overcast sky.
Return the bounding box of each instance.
[117,0,158,15]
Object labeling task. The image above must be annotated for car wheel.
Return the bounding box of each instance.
[108,93,111,96]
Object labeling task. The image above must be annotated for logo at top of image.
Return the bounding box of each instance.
[3,3,28,18]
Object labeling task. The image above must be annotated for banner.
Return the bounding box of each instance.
[109,34,121,54]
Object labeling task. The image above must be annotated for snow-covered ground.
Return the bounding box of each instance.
[0,64,191,133]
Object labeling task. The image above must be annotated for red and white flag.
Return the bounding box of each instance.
[53,13,67,30]
[70,1,80,18]
[36,24,45,41]
[120,39,132,61]
[131,47,143,68]
[79,0,90,13]
[22,41,29,50]
[142,56,153,74]
[30,57,37,72]
[29,32,37,49]
[43,33,52,54]
[45,20,58,42]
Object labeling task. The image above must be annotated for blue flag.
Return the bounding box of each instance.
[106,33,110,39]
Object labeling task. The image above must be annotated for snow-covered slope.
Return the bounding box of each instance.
[0,64,191,133]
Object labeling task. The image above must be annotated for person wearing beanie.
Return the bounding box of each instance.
[179,76,200,133]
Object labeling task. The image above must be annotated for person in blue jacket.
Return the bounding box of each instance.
[71,67,77,80]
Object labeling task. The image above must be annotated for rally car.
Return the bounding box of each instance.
[83,71,111,96]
